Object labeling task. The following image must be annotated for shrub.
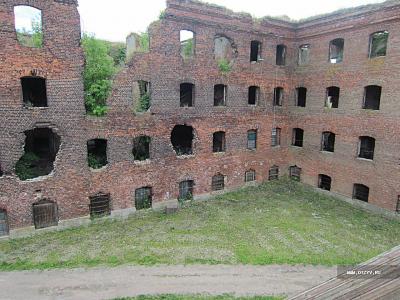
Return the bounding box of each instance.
[87,153,107,169]
[15,152,40,180]
[218,59,231,74]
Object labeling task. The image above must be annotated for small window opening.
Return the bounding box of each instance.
[271,128,281,147]
[87,139,108,169]
[269,165,279,180]
[135,187,152,210]
[89,193,111,218]
[180,83,194,107]
[369,31,388,58]
[298,44,310,65]
[321,132,335,152]
[0,165,3,177]
[212,173,225,191]
[363,85,381,110]
[214,35,237,63]
[353,184,369,202]
[296,87,307,107]
[329,38,344,63]
[21,77,47,107]
[213,131,226,153]
[396,196,400,213]
[132,136,151,161]
[276,44,286,66]
[250,40,262,62]
[247,130,257,150]
[358,136,375,160]
[179,180,194,201]
[0,209,9,236]
[14,6,43,48]
[248,86,260,105]
[274,87,283,106]
[290,165,301,181]
[318,174,332,191]
[326,86,340,108]
[171,125,194,155]
[33,199,58,229]
[245,170,256,182]
[214,84,227,106]
[134,80,151,112]
[292,128,304,147]
[180,30,194,58]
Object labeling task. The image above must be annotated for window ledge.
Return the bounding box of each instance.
[24,106,49,110]
[213,151,226,155]
[291,145,303,149]
[271,145,281,149]
[321,150,334,154]
[356,157,374,162]
[134,159,151,165]
[90,165,108,172]
[176,154,195,159]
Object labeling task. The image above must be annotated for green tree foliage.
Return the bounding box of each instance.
[15,152,40,180]
[218,59,231,74]
[16,19,43,48]
[181,38,194,59]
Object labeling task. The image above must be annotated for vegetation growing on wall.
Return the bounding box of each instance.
[217,59,231,74]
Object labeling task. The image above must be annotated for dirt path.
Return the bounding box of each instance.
[0,265,336,300]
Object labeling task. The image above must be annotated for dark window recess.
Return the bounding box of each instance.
[136,80,151,112]
[21,77,47,107]
[0,165,3,177]
[132,136,151,161]
[276,44,286,66]
[214,84,227,106]
[248,86,259,105]
[296,87,307,107]
[318,174,332,191]
[245,170,256,182]
[289,166,301,181]
[87,139,108,169]
[179,180,194,200]
[326,86,340,108]
[0,209,9,236]
[369,31,389,58]
[353,184,369,202]
[247,130,257,150]
[363,85,381,110]
[89,193,111,218]
[274,87,283,106]
[359,136,375,160]
[271,128,281,147]
[135,187,152,210]
[292,128,304,147]
[269,165,279,180]
[250,40,262,62]
[213,131,226,153]
[180,83,194,107]
[298,44,310,65]
[212,174,225,191]
[33,199,58,229]
[329,38,344,63]
[321,132,335,152]
[396,196,400,213]
[171,125,194,155]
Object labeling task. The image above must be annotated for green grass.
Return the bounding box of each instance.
[1,178,400,271]
[113,295,283,300]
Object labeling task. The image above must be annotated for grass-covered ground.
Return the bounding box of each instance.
[113,295,282,300]
[1,178,399,271]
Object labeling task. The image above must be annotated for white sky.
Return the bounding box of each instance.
[76,0,385,42]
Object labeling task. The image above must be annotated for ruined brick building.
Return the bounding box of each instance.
[0,0,399,235]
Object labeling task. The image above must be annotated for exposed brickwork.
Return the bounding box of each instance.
[0,0,399,232]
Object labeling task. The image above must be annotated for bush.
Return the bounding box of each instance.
[137,93,151,112]
[218,59,231,74]
[87,153,107,169]
[15,152,40,180]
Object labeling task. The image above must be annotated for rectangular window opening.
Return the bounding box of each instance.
[269,166,279,180]
[296,87,307,107]
[248,86,259,105]
[247,130,257,150]
[292,128,304,147]
[318,174,332,191]
[180,83,194,107]
[179,180,194,201]
[276,44,286,66]
[135,187,153,210]
[89,193,111,218]
[271,128,281,147]
[214,84,227,106]
[250,40,262,62]
[33,200,58,229]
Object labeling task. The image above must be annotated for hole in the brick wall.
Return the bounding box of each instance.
[0,164,3,177]
[292,128,304,147]
[276,44,287,66]
[326,86,340,108]
[180,83,194,107]
[21,77,48,108]
[321,131,335,152]
[274,87,284,106]
[87,139,108,169]
[134,80,151,113]
[358,136,375,160]
[132,136,151,161]
[369,31,388,58]
[353,184,369,202]
[179,180,194,201]
[214,84,227,106]
[135,187,152,210]
[245,169,256,182]
[363,85,381,110]
[171,125,194,156]
[248,86,260,105]
[89,193,111,218]
[396,196,400,213]
[180,30,194,58]
[214,35,237,63]
[318,174,332,191]
[250,40,262,62]
[0,209,9,236]
[213,131,226,153]
[15,128,61,180]
[296,87,307,107]
[269,165,279,180]
[14,6,43,48]
[32,199,58,229]
[329,38,344,63]
[247,129,257,150]
[289,165,301,181]
[298,44,310,65]
[212,173,225,191]
[271,128,281,147]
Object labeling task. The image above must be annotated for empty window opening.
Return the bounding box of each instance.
[248,86,260,105]
[353,184,369,202]
[21,77,47,107]
[14,6,43,48]
[250,40,262,62]
[89,193,111,218]
[247,130,257,150]
[179,180,194,201]
[245,170,256,182]
[326,86,340,108]
[87,139,108,169]
[0,165,3,177]
[290,166,301,181]
[171,125,194,155]
[329,38,344,63]
[271,128,281,147]
[134,80,151,112]
[269,165,279,180]
[274,87,283,106]
[135,187,152,210]
[318,174,332,191]
[33,199,58,229]
[363,85,381,110]
[180,30,194,58]
[358,136,375,160]
[214,84,227,106]
[132,136,151,161]
[276,44,286,66]
[213,131,226,153]
[369,31,388,58]
[214,35,237,63]
[0,209,9,237]
[321,132,335,152]
[15,128,61,180]
[396,196,400,213]
[298,44,310,65]
[292,128,304,147]
[180,83,194,107]
[212,174,225,191]
[296,87,307,107]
